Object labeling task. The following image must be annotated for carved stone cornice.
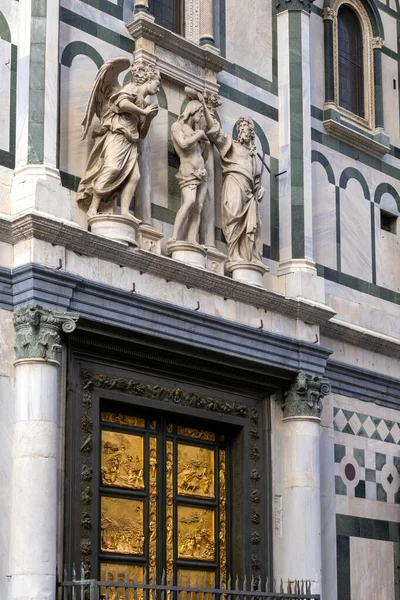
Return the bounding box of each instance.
[126,15,230,72]
[283,372,331,420]
[14,305,79,361]
[276,0,315,13]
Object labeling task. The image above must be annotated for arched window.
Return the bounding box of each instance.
[337,6,364,117]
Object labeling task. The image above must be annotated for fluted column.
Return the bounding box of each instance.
[280,372,331,594]
[10,306,78,600]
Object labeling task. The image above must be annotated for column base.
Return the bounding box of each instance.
[204,246,226,275]
[11,164,72,221]
[88,214,140,246]
[227,261,268,287]
[166,240,207,269]
[137,223,164,253]
[278,259,325,303]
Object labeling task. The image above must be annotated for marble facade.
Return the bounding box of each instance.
[0,0,399,599]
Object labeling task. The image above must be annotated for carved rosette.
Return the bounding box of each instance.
[283,372,331,420]
[13,305,79,362]
[79,371,262,579]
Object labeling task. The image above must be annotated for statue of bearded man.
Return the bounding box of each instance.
[201,100,265,275]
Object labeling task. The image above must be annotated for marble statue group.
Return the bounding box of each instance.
[78,57,267,284]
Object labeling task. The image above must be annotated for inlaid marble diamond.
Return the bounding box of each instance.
[363,416,376,438]
[390,423,400,444]
[377,420,390,442]
[349,413,362,434]
[334,409,347,432]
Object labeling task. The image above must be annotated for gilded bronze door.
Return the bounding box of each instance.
[99,408,228,588]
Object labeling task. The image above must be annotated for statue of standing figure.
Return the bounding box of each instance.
[200,97,268,284]
[170,90,210,243]
[77,58,160,220]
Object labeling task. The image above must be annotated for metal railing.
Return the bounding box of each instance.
[58,567,320,600]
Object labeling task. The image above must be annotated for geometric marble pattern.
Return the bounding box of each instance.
[334,407,400,445]
[334,444,400,504]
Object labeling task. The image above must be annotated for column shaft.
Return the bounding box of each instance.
[373,47,384,129]
[10,360,59,600]
[199,0,214,45]
[282,418,322,591]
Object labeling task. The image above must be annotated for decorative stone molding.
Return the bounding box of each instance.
[276,0,315,13]
[14,305,79,361]
[371,37,384,49]
[283,372,331,420]
[322,7,335,19]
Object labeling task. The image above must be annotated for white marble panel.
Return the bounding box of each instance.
[380,11,398,53]
[217,71,278,109]
[225,0,272,81]
[350,538,395,600]
[382,54,400,148]
[0,375,14,600]
[310,13,324,109]
[15,0,32,170]
[320,426,338,600]
[0,39,11,153]
[340,179,372,282]
[0,309,15,378]
[312,162,337,269]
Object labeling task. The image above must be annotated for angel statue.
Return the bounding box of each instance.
[77,57,160,219]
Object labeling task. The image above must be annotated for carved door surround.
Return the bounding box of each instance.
[65,362,270,585]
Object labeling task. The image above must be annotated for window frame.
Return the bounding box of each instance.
[333,0,374,130]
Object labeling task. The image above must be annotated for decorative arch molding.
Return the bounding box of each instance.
[339,167,370,200]
[311,150,335,185]
[61,42,104,70]
[323,0,384,37]
[374,183,400,211]
[0,11,11,42]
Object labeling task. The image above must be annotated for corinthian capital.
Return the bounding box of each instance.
[283,372,331,419]
[14,305,79,362]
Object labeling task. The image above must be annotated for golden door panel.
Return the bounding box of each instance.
[101,431,145,489]
[101,497,144,555]
[100,564,144,600]
[177,570,215,587]
[101,412,145,428]
[177,426,216,442]
[177,506,215,561]
[177,444,215,499]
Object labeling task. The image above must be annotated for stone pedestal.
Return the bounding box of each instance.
[205,246,226,275]
[137,223,164,253]
[88,214,141,246]
[280,373,331,594]
[10,307,78,600]
[228,262,269,287]
[166,240,207,269]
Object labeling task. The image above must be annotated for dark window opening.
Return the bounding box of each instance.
[338,6,364,117]
[150,0,184,34]
[380,210,397,234]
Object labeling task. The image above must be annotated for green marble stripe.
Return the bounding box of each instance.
[0,11,11,42]
[270,156,279,261]
[335,186,341,272]
[78,0,124,19]
[60,7,135,52]
[219,0,226,57]
[311,150,335,184]
[375,0,398,17]
[382,46,398,61]
[289,12,304,259]
[337,514,400,542]
[336,535,350,600]
[61,41,104,69]
[218,83,278,121]
[316,263,400,304]
[9,44,17,160]
[28,0,47,164]
[0,149,15,169]
[225,64,276,95]
[370,201,376,284]
[374,182,400,210]
[324,18,334,104]
[339,167,370,200]
[374,48,384,129]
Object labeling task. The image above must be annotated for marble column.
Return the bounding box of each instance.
[11,0,71,219]
[280,372,331,594]
[277,0,324,303]
[199,0,215,46]
[10,306,78,600]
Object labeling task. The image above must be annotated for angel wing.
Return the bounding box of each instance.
[81,56,132,141]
